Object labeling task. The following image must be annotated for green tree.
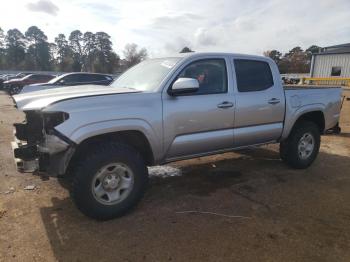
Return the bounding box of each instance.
[123,43,147,68]
[306,45,321,54]
[263,50,282,65]
[0,27,6,69]
[305,45,321,66]
[25,26,52,70]
[82,32,96,72]
[284,47,309,73]
[54,33,73,71]
[180,47,194,53]
[93,32,119,73]
[69,30,84,71]
[5,29,26,69]
[0,28,4,47]
[0,26,149,73]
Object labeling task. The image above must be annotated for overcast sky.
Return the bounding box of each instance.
[1,0,349,57]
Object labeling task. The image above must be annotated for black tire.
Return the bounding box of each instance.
[280,121,320,169]
[9,85,20,95]
[71,142,148,220]
[13,85,22,95]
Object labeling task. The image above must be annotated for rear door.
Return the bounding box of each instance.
[162,56,235,160]
[232,58,285,147]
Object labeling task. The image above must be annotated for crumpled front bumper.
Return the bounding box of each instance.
[11,139,39,173]
[11,124,75,176]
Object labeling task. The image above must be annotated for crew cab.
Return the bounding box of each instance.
[11,52,342,220]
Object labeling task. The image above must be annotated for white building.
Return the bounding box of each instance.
[310,43,350,78]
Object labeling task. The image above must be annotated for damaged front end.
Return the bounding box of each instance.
[12,110,75,176]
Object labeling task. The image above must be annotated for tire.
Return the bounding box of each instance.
[280,121,320,169]
[71,142,148,220]
[9,85,21,95]
[13,85,22,95]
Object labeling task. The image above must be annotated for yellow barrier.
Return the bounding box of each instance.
[301,77,350,87]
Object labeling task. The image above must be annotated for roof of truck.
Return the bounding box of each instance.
[156,52,270,61]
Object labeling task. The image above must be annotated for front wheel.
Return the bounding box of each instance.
[280,121,320,169]
[10,85,22,95]
[71,142,148,220]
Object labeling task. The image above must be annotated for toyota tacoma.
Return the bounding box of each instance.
[11,52,342,220]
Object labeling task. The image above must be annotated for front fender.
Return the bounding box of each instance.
[56,119,162,161]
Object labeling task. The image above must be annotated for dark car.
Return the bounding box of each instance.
[20,72,114,94]
[4,74,56,94]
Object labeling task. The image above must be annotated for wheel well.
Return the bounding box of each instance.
[295,111,325,133]
[67,131,154,173]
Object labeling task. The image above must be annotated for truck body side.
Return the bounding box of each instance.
[12,52,342,176]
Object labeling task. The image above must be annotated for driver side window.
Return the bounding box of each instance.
[177,59,228,95]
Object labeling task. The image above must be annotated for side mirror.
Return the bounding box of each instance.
[168,78,199,96]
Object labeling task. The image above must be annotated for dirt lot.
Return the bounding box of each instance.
[1,90,350,262]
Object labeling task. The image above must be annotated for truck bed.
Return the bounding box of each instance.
[281,85,342,140]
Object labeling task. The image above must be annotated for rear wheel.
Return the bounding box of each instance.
[71,142,148,220]
[280,121,320,169]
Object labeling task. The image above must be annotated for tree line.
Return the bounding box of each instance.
[0,26,148,73]
[263,46,320,74]
[0,25,320,75]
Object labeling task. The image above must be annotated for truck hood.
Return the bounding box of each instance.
[13,84,140,111]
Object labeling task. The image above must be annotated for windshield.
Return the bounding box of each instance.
[47,74,65,84]
[111,58,181,91]
[20,74,32,80]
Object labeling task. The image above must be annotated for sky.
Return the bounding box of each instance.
[1,0,350,57]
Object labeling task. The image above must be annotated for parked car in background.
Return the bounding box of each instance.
[3,72,33,81]
[1,73,32,89]
[20,72,114,94]
[4,74,56,95]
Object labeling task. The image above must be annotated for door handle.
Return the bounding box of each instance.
[217,101,234,109]
[268,98,281,105]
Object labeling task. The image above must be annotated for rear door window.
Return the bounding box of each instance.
[63,74,85,84]
[28,74,40,80]
[234,59,274,92]
[38,75,52,81]
[84,74,107,82]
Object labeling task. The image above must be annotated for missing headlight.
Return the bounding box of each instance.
[43,112,69,132]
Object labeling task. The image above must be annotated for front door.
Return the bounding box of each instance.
[163,58,235,160]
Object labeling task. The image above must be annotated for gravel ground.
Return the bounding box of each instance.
[0,90,350,262]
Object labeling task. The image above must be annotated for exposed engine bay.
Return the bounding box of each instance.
[12,110,73,175]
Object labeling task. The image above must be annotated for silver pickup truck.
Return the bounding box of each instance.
[12,52,342,220]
